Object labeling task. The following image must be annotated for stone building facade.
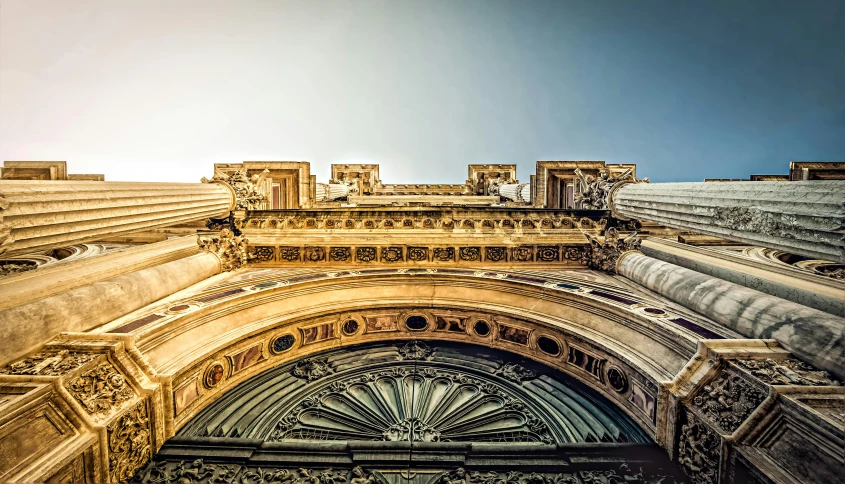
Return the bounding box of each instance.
[0,160,842,483]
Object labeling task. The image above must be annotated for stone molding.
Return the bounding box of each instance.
[0,335,163,483]
[663,340,844,484]
[197,229,249,272]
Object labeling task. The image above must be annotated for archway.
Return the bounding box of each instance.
[131,341,686,483]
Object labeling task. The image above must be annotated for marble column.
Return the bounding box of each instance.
[0,180,236,257]
[617,251,845,380]
[611,179,845,263]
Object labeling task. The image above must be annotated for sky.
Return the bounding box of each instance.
[1,0,843,184]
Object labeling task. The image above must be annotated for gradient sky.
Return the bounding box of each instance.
[1,0,843,184]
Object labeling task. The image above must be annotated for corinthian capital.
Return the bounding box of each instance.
[581,227,642,274]
[198,229,249,272]
[201,168,270,210]
[574,168,648,210]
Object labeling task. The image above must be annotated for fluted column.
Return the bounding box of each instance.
[616,251,845,380]
[611,180,845,262]
[0,180,235,256]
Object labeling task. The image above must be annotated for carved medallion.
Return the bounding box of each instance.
[381,246,403,263]
[692,372,766,433]
[249,246,275,262]
[536,246,559,262]
[356,247,377,262]
[399,341,434,360]
[67,362,134,419]
[279,246,301,262]
[108,400,152,484]
[330,247,352,262]
[408,247,429,261]
[512,246,533,262]
[486,247,507,262]
[459,247,481,261]
[304,246,325,262]
[434,247,455,261]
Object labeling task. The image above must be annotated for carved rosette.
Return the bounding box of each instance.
[573,167,648,211]
[581,227,642,275]
[108,400,152,484]
[201,168,269,210]
[197,228,249,272]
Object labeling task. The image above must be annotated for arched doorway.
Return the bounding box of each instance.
[131,341,685,483]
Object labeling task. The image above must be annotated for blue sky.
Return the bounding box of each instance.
[1,0,842,183]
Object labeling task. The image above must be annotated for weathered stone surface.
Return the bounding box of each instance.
[618,252,845,380]
[612,180,845,263]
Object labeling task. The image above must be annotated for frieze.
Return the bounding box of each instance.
[0,260,37,277]
[248,244,588,266]
[691,372,766,433]
[0,349,99,376]
[733,358,841,386]
[67,361,135,419]
[582,227,641,275]
[109,400,153,484]
[197,229,249,272]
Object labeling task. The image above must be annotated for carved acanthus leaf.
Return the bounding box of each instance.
[108,401,152,484]
[202,168,269,210]
[581,227,642,275]
[67,361,135,419]
[573,168,648,210]
[198,228,249,272]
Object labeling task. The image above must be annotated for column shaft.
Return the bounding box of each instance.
[611,181,845,262]
[617,251,845,380]
[0,251,221,366]
[0,180,235,256]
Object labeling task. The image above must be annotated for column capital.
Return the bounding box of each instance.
[197,229,249,272]
[573,167,649,211]
[581,227,642,275]
[201,168,270,210]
